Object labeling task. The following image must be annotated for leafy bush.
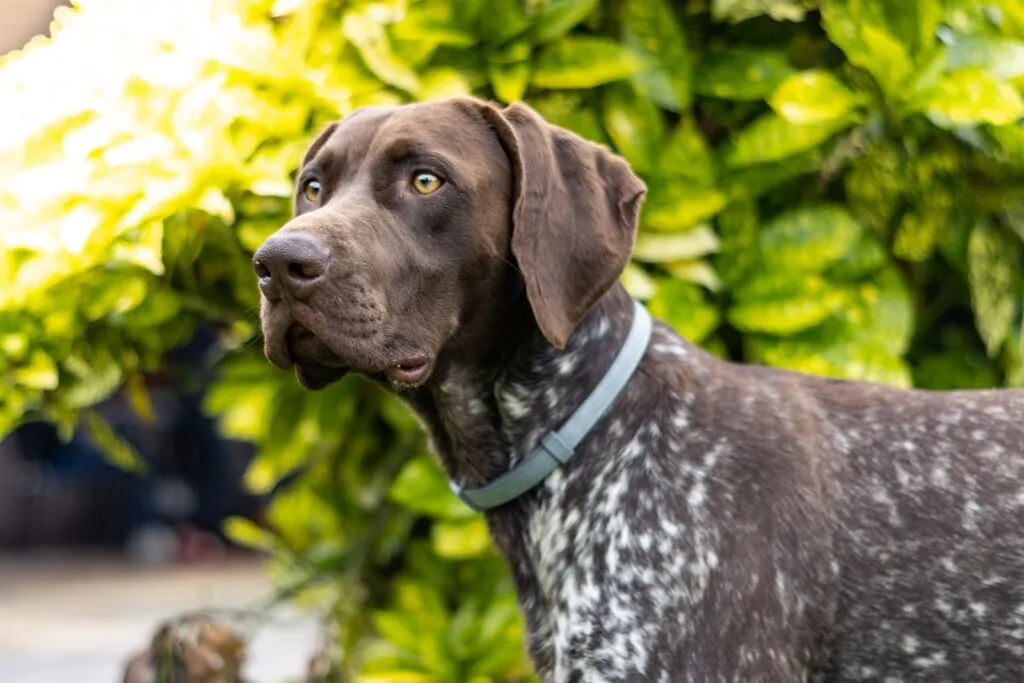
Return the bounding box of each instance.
[3,0,1024,679]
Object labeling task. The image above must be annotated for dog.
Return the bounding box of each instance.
[253,97,1024,682]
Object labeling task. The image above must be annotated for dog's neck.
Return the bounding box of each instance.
[403,284,635,493]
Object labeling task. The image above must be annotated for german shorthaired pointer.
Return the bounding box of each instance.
[254,97,1024,682]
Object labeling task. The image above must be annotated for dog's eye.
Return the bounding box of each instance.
[412,172,442,195]
[303,180,321,203]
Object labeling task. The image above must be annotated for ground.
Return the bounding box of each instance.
[0,554,320,683]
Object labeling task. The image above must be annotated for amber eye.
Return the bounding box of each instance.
[412,172,442,195]
[303,179,321,203]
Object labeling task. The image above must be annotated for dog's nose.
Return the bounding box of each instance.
[252,232,330,300]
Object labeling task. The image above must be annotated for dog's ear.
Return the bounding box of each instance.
[478,101,646,349]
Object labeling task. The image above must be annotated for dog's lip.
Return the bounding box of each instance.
[383,357,432,387]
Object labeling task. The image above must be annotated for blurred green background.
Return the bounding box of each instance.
[2,0,1024,680]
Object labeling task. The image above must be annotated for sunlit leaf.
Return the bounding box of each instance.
[431,517,491,559]
[633,226,720,262]
[343,9,420,93]
[922,68,1024,127]
[769,70,862,124]
[623,0,691,111]
[647,278,720,342]
[758,205,863,272]
[83,409,148,474]
[969,220,1022,356]
[532,37,639,89]
[529,0,599,43]
[721,112,854,168]
[601,82,664,173]
[712,0,811,23]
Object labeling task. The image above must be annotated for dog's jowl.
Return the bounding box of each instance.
[254,96,1024,682]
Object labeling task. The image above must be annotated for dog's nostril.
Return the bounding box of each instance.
[252,231,330,298]
[288,261,323,281]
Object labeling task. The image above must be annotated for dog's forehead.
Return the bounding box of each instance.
[320,100,497,166]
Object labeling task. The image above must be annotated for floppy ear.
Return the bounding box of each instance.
[478,101,647,349]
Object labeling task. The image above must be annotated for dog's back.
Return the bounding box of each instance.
[794,374,1024,680]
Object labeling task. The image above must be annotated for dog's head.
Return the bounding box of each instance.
[254,98,646,390]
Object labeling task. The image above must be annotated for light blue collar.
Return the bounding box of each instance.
[450,300,654,512]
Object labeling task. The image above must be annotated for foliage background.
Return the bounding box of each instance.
[3,0,1024,679]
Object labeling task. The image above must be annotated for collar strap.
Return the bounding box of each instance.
[450,300,653,512]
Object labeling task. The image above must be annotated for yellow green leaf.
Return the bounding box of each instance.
[769,70,861,124]
[343,9,420,93]
[489,61,531,103]
[922,68,1024,127]
[621,262,657,300]
[623,0,691,111]
[532,37,639,90]
[222,515,275,551]
[722,112,854,168]
[601,82,664,174]
[83,410,148,474]
[14,349,59,390]
[431,517,492,559]
[633,226,720,262]
[529,0,599,43]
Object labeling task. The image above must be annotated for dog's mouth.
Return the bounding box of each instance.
[382,357,432,388]
[283,325,433,390]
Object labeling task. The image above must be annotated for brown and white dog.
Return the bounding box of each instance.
[254,97,1024,682]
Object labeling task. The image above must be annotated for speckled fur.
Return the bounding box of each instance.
[418,284,1024,682]
[260,98,1024,682]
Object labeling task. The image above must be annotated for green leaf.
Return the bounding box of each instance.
[712,0,811,24]
[431,517,492,559]
[642,182,727,232]
[622,0,691,111]
[945,34,1024,80]
[921,68,1024,127]
[968,220,1021,356]
[657,118,715,184]
[826,234,888,280]
[13,349,59,390]
[821,0,916,97]
[837,268,914,355]
[721,112,854,168]
[747,325,912,387]
[715,198,759,285]
[633,225,720,262]
[416,68,473,101]
[601,82,664,174]
[647,279,720,342]
[695,48,794,101]
[489,61,531,103]
[529,92,608,144]
[664,260,722,292]
[769,70,861,124]
[532,37,640,90]
[222,515,275,552]
[621,262,658,300]
[390,456,477,520]
[82,410,148,474]
[529,0,599,43]
[719,149,820,200]
[758,205,864,272]
[476,0,531,44]
[343,9,420,93]
[729,287,846,335]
